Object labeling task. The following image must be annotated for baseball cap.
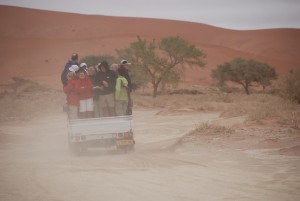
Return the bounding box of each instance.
[120,60,131,65]
[80,63,87,68]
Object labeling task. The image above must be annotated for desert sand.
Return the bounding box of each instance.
[0,109,299,201]
[0,5,300,201]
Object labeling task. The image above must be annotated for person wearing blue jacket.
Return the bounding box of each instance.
[61,53,79,87]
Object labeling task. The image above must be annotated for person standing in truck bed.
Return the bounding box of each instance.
[115,67,129,116]
[75,68,94,119]
[61,53,79,87]
[119,60,133,115]
[63,70,79,119]
[94,61,117,117]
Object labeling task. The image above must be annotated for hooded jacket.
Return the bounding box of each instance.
[95,66,117,95]
[75,76,94,100]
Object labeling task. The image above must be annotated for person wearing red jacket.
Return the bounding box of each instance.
[75,68,94,118]
[63,71,79,119]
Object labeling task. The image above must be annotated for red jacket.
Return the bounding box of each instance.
[75,77,94,100]
[63,79,80,106]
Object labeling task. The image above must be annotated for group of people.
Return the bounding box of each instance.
[61,53,132,119]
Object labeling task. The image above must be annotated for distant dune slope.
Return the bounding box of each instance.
[0,6,299,88]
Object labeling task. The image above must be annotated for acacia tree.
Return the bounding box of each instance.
[256,63,278,90]
[212,58,277,94]
[117,36,206,97]
[211,62,231,88]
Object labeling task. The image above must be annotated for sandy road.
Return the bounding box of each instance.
[0,110,299,201]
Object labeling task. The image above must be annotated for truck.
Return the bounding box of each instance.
[67,115,135,154]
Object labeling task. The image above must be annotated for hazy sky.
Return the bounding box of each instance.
[1,0,300,30]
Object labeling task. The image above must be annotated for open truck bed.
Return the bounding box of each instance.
[67,115,135,154]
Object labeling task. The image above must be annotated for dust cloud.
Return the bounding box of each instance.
[0,110,299,201]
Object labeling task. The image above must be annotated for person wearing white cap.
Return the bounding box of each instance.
[119,60,132,115]
[119,60,132,91]
[115,67,129,116]
[61,53,79,117]
[75,68,94,119]
[80,63,88,73]
[63,71,79,119]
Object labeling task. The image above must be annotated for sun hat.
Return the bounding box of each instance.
[80,63,87,68]
[69,64,79,72]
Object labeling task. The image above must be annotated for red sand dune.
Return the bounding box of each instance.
[0,6,299,89]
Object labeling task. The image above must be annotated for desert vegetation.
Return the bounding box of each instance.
[116,36,206,97]
[0,35,299,128]
[133,86,299,128]
[212,57,278,94]
[1,74,299,130]
[278,69,300,103]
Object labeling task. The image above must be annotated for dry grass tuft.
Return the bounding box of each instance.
[188,123,235,136]
[133,86,300,128]
[220,94,300,126]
